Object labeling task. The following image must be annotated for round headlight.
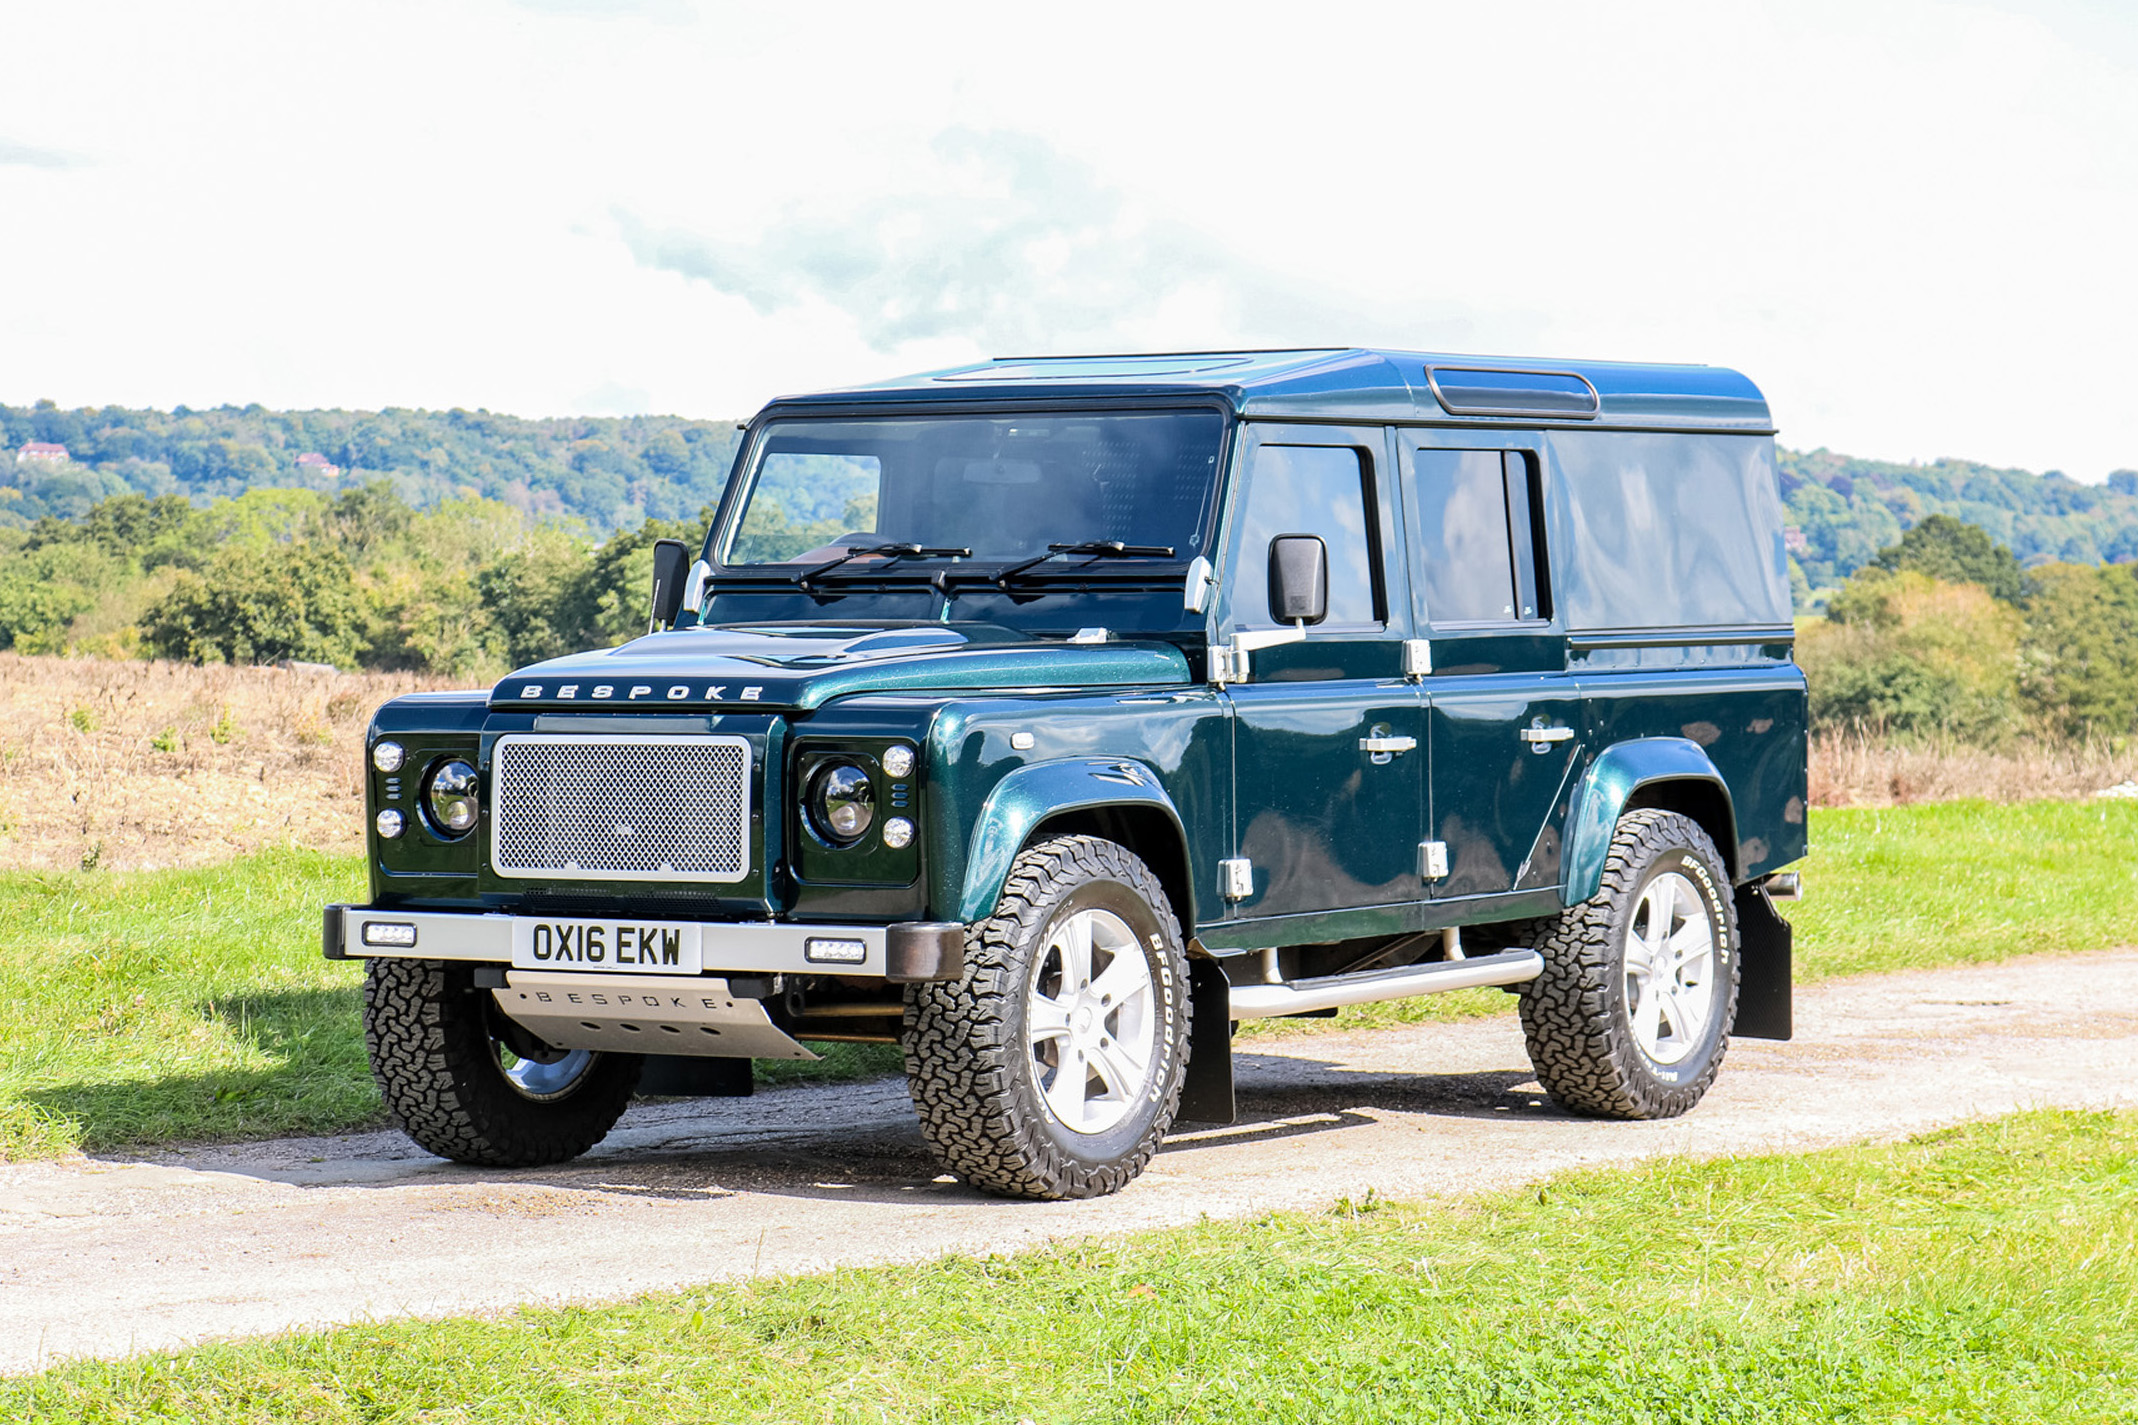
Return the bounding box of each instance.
[372,741,404,773]
[882,816,914,850]
[423,759,480,837]
[375,808,405,839]
[881,744,915,779]
[809,760,875,845]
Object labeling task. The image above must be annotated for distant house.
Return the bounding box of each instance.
[16,441,68,464]
[1783,525,1809,555]
[295,451,342,478]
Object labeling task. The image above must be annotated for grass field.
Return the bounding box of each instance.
[5,799,2137,1158]
[8,1107,2134,1422]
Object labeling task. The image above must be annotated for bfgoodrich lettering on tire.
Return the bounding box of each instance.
[1518,809,1740,1119]
[902,834,1191,1200]
[362,957,641,1167]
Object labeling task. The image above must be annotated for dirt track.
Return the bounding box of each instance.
[4,949,2137,1377]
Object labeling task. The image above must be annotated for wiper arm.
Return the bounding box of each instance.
[794,542,972,589]
[993,541,1176,591]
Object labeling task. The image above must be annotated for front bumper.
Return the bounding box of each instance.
[322,906,964,982]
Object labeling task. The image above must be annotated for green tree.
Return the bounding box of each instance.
[2016,563,2138,739]
[1799,569,2022,741]
[0,548,98,653]
[1865,514,2031,603]
[143,542,365,668]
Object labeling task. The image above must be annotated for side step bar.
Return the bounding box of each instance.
[1227,948,1544,1020]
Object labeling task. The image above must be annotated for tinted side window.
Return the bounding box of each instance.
[1414,449,1545,623]
[1232,444,1380,627]
[1547,432,1790,629]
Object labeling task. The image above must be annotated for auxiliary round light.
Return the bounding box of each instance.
[372,741,405,773]
[882,816,914,850]
[808,760,876,845]
[423,759,480,837]
[375,808,406,839]
[880,743,915,779]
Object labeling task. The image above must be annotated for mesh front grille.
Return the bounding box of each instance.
[492,735,751,882]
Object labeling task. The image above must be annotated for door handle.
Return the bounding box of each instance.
[1519,725,1575,746]
[1358,735,1418,755]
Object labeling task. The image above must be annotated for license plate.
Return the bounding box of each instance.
[509,917,704,975]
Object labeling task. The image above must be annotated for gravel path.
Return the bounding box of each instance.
[5,949,2137,1377]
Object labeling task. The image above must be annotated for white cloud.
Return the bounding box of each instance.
[616,128,1528,357]
[0,0,2132,477]
[0,139,84,170]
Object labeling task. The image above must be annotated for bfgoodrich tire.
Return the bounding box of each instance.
[902,835,1192,1201]
[363,957,641,1167]
[1518,809,1740,1119]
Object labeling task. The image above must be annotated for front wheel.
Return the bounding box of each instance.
[363,957,641,1167]
[903,835,1192,1200]
[1518,809,1740,1119]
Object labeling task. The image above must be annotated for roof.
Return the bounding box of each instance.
[18,441,68,456]
[769,348,1772,432]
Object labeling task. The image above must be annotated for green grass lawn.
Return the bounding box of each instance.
[5,799,2137,1158]
[9,1107,2134,1422]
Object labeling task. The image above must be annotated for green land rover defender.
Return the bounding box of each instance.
[327,349,1806,1200]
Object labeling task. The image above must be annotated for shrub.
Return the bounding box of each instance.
[142,541,365,668]
[1799,570,2022,741]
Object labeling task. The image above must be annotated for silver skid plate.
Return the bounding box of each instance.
[493,972,818,1060]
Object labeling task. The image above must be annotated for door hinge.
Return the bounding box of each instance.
[1420,840,1450,880]
[1208,644,1244,686]
[1403,639,1432,679]
[1219,857,1255,901]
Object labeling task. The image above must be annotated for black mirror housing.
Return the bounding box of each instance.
[649,538,692,630]
[1267,534,1328,625]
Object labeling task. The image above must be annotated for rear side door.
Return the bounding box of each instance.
[1219,424,1423,925]
[1402,438,1584,905]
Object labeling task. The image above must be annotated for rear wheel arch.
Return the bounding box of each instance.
[1623,779,1739,880]
[1562,737,1742,904]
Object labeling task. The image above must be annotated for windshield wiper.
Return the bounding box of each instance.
[794,542,972,590]
[992,541,1176,591]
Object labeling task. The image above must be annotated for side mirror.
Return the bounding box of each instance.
[648,538,691,631]
[1267,534,1328,625]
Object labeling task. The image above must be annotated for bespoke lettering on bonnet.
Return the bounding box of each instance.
[517,685,765,702]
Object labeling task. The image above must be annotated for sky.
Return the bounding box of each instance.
[2,0,2135,478]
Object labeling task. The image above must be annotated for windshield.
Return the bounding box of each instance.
[721,411,1227,568]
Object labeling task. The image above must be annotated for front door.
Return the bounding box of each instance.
[1221,426,1423,922]
[1403,439,1585,903]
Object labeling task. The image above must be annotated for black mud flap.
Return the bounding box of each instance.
[638,1055,754,1097]
[1733,884,1793,1041]
[1176,959,1236,1124]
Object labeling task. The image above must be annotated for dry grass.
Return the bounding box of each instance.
[3,655,2133,868]
[0,654,463,872]
[1809,727,2138,807]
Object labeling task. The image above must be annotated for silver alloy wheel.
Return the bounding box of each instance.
[497,1044,597,1101]
[1025,907,1159,1136]
[1622,870,1719,1066]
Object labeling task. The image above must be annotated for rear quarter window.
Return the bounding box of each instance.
[1547,432,1789,630]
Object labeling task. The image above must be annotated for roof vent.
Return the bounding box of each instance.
[1425,367,1599,418]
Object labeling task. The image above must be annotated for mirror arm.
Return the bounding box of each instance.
[1211,621,1308,687]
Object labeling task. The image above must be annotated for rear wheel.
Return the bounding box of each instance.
[1518,809,1739,1118]
[903,835,1192,1200]
[363,957,641,1167]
